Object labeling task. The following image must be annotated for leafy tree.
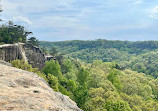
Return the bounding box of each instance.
[77,68,89,87]
[74,85,89,108]
[42,60,62,78]
[56,53,64,64]
[58,84,70,96]
[107,69,123,92]
[41,46,48,55]
[105,100,132,111]
[67,79,77,92]
[47,74,59,91]
[84,96,106,111]
[61,59,74,74]
[28,37,39,46]
[50,47,58,56]
[0,21,32,44]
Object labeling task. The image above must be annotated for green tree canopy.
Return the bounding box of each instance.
[28,37,39,46]
[0,21,32,44]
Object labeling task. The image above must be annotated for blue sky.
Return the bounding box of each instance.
[1,0,158,41]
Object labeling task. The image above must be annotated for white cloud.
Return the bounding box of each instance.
[151,6,158,13]
[134,1,143,5]
[12,16,32,24]
[129,0,143,5]
[149,6,158,20]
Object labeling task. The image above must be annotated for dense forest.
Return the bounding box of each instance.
[11,59,158,111]
[40,40,158,78]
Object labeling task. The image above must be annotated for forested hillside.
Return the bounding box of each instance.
[11,59,158,111]
[1,36,158,110]
[40,40,158,78]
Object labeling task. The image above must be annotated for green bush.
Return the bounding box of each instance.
[42,60,62,78]
[11,59,47,81]
[47,74,59,92]
[105,100,132,111]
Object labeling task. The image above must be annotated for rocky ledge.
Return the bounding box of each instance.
[0,63,82,111]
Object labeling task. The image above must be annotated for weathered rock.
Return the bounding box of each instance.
[0,63,82,111]
[24,43,46,69]
[0,43,45,70]
[0,60,13,67]
[45,55,56,61]
[0,43,23,61]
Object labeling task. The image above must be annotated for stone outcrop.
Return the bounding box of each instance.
[0,60,13,67]
[45,55,56,61]
[0,63,82,111]
[0,43,45,69]
[0,43,23,62]
[24,43,45,69]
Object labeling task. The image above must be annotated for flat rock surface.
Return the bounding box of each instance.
[0,64,82,111]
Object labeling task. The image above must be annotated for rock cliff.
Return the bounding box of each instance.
[0,43,45,69]
[0,63,82,111]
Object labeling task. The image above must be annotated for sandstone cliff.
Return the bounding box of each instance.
[0,43,45,69]
[0,63,82,111]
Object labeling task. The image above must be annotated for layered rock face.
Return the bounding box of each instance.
[0,63,82,111]
[0,44,23,61]
[24,43,45,69]
[0,43,45,69]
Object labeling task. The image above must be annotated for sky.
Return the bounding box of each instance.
[1,0,158,41]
